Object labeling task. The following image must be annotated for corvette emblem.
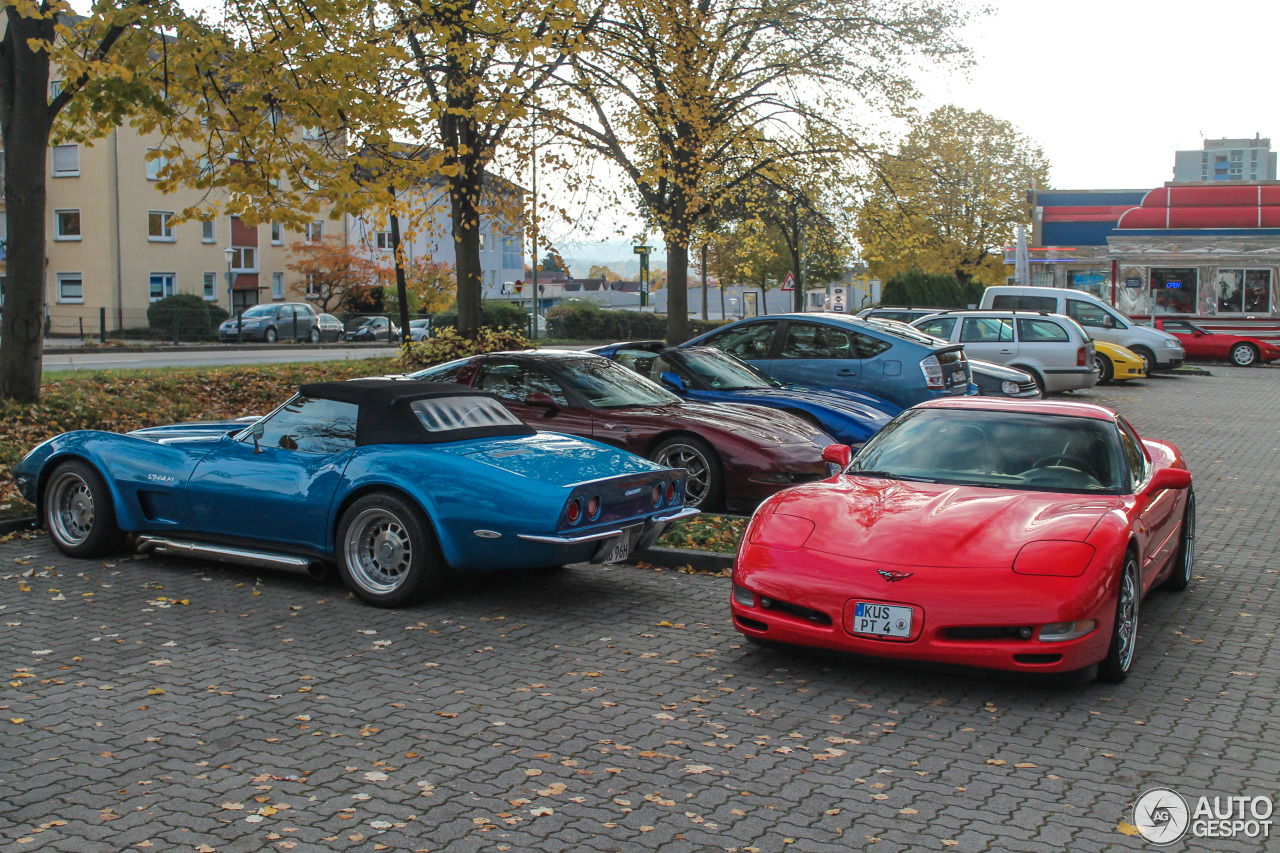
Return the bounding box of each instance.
[877,569,914,582]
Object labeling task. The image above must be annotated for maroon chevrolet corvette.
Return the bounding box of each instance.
[410,350,835,511]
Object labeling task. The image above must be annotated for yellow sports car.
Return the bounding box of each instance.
[1093,341,1146,384]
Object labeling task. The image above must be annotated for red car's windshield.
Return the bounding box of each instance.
[552,358,679,409]
[849,409,1126,493]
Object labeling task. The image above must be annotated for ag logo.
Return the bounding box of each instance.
[1132,787,1190,844]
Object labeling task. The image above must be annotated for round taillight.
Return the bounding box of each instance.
[665,482,676,504]
[651,483,663,506]
[567,498,582,524]
[586,495,600,519]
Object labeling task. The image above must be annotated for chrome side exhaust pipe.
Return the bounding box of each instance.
[136,535,324,577]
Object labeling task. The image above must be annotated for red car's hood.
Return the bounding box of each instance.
[773,477,1121,568]
[631,401,830,446]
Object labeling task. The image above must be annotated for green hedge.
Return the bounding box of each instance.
[146,294,229,336]
[880,269,969,308]
[430,300,531,332]
[545,301,725,342]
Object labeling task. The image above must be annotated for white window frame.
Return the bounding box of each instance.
[203,272,217,301]
[52,144,79,177]
[305,274,319,297]
[201,220,216,243]
[270,221,283,245]
[146,149,168,181]
[305,221,323,242]
[230,246,257,272]
[375,231,393,250]
[49,78,63,100]
[54,208,81,241]
[148,211,175,242]
[149,273,176,302]
[272,271,284,300]
[56,272,84,304]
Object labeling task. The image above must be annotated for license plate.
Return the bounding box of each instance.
[596,536,631,564]
[852,602,913,638]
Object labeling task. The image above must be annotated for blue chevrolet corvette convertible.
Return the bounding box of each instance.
[587,341,897,447]
[13,380,695,607]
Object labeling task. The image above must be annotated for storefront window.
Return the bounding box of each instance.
[1213,269,1272,313]
[1149,268,1197,314]
[1067,270,1108,300]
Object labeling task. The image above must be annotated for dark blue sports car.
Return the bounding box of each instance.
[588,341,897,447]
[14,380,694,607]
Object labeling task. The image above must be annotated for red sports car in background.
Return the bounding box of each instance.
[1154,319,1280,367]
[410,351,835,512]
[731,398,1194,681]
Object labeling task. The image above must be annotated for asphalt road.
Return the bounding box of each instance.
[1,368,1277,851]
[42,345,401,372]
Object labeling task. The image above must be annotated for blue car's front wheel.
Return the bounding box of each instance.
[43,460,125,558]
[337,493,448,607]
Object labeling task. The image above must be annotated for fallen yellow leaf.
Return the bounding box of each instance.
[1117,821,1141,837]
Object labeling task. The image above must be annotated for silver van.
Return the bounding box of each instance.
[978,286,1183,373]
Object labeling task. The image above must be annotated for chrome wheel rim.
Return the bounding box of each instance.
[48,470,95,547]
[1116,559,1140,671]
[1093,353,1108,379]
[1136,350,1153,374]
[1182,495,1195,581]
[344,508,413,595]
[1231,345,1255,366]
[655,444,711,507]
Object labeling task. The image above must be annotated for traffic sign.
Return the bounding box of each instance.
[633,245,652,255]
[513,279,524,294]
[781,271,795,292]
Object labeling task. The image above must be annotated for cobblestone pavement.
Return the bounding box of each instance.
[1,369,1277,852]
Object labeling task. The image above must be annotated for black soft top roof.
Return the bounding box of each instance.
[299,378,534,445]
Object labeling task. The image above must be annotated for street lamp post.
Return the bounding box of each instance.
[223,247,241,343]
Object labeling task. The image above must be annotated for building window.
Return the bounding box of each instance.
[146,149,168,181]
[479,233,487,251]
[52,144,79,177]
[1149,268,1197,314]
[230,246,257,271]
[201,220,216,243]
[49,79,63,100]
[501,237,521,270]
[272,272,284,299]
[305,274,319,297]
[148,211,175,241]
[203,272,217,301]
[54,209,81,240]
[56,272,83,303]
[375,231,393,250]
[305,221,323,242]
[1214,269,1271,314]
[270,221,283,245]
[149,273,175,302]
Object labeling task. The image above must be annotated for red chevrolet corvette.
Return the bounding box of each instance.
[731,398,1194,681]
[1154,319,1280,367]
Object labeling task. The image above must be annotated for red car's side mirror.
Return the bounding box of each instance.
[524,392,561,414]
[822,444,852,469]
[1146,467,1192,493]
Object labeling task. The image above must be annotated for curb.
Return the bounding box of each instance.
[0,517,38,535]
[1171,366,1212,376]
[632,545,734,574]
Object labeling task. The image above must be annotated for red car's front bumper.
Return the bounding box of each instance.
[731,543,1119,674]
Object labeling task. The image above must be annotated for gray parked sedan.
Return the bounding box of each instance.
[218,302,320,343]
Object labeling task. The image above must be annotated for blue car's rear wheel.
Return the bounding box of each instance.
[43,460,124,558]
[337,493,448,606]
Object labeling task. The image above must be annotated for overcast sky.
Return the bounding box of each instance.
[923,0,1279,190]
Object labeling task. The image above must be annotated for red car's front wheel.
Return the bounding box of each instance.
[1099,553,1141,682]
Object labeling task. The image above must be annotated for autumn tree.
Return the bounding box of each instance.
[586,264,620,281]
[0,0,191,402]
[405,258,456,314]
[553,0,973,344]
[857,105,1051,288]
[286,237,391,314]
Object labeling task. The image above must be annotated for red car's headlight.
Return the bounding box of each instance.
[747,512,815,551]
[1012,541,1096,577]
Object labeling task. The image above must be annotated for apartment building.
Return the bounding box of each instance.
[1,129,524,336]
[1173,135,1277,183]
